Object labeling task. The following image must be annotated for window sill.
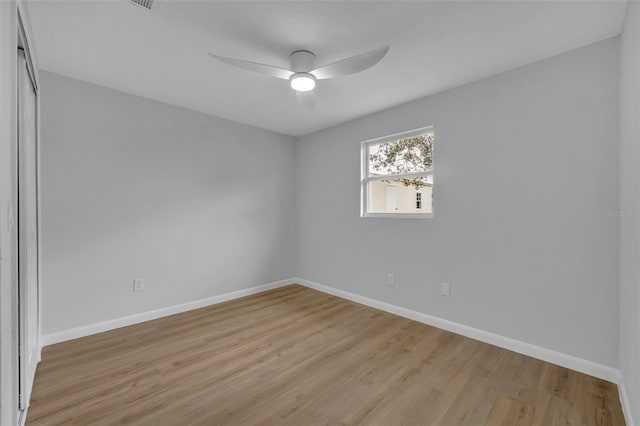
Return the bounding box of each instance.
[362,212,434,219]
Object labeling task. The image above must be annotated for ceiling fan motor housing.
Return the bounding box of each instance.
[289,50,317,92]
[290,50,316,72]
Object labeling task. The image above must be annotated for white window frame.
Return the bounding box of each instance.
[361,126,434,219]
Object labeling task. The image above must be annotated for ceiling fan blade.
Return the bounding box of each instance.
[296,90,315,110]
[208,53,294,80]
[310,46,389,80]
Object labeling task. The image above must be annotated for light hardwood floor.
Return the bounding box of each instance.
[27,285,625,425]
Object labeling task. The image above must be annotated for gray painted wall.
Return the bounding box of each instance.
[296,38,620,367]
[40,71,296,334]
[619,0,640,422]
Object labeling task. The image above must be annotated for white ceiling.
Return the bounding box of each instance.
[28,0,627,137]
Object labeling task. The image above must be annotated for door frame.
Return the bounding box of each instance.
[16,4,40,424]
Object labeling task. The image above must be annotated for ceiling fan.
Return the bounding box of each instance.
[208,46,389,109]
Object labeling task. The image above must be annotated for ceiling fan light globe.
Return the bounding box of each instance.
[290,73,316,92]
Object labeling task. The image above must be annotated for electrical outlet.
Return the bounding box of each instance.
[387,273,395,287]
[133,278,144,292]
[441,282,450,297]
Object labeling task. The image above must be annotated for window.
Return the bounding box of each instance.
[361,126,433,218]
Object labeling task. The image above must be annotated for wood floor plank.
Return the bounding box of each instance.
[26,285,625,425]
[484,395,535,426]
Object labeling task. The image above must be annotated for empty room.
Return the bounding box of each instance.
[0,0,639,425]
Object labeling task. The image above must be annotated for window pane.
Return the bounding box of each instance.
[367,177,432,214]
[368,132,433,177]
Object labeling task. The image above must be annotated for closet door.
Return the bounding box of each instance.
[17,47,39,410]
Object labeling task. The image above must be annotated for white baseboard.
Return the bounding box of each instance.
[618,377,636,426]
[294,278,621,384]
[42,278,295,346]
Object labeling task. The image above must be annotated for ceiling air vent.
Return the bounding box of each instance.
[129,0,154,11]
